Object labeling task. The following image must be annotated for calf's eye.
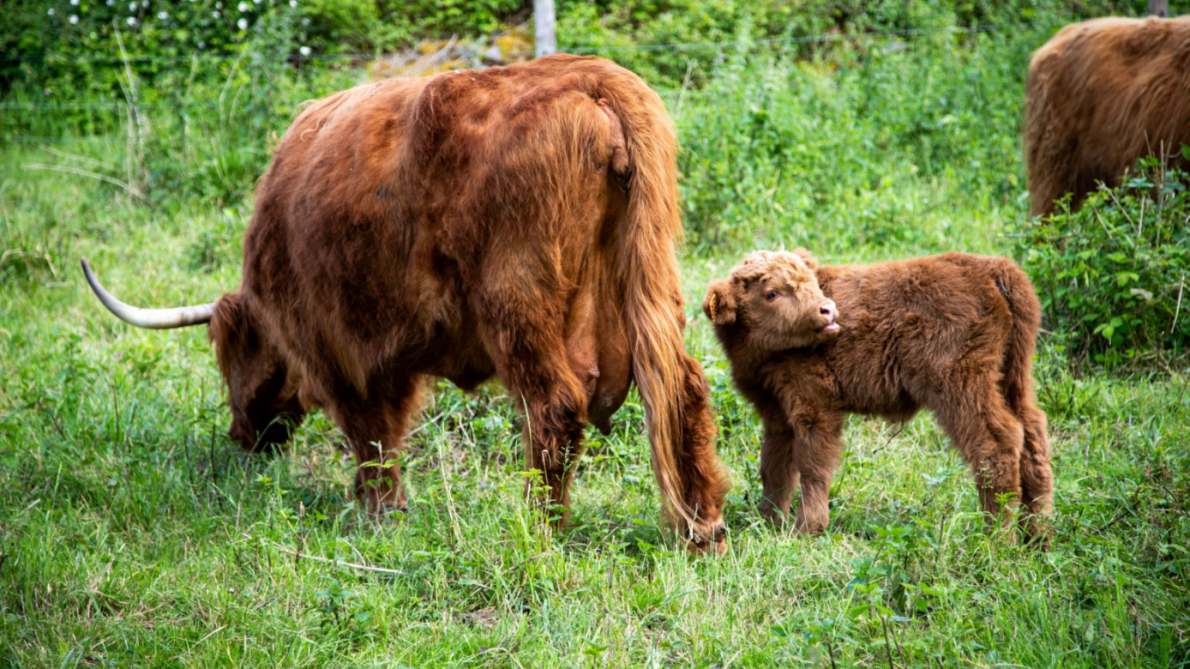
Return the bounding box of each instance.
[765,289,780,301]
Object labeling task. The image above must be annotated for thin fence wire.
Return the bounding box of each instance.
[1,22,1020,142]
[568,24,1000,53]
[0,22,1009,66]
[0,102,220,110]
[1,135,123,143]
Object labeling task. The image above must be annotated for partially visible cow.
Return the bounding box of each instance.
[702,250,1053,545]
[82,55,730,552]
[1025,16,1190,218]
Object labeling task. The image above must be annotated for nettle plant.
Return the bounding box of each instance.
[1014,155,1190,370]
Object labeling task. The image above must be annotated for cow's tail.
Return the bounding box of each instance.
[596,68,728,542]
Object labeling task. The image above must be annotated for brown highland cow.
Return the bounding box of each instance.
[1025,16,1190,217]
[703,250,1053,544]
[81,55,730,552]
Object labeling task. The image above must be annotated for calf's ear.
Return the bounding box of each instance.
[793,247,818,269]
[702,280,738,325]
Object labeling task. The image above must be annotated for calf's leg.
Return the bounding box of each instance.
[758,417,799,527]
[933,378,1023,531]
[1015,400,1054,545]
[790,416,843,534]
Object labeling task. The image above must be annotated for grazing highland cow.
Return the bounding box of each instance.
[703,250,1053,544]
[1025,16,1190,217]
[82,55,730,552]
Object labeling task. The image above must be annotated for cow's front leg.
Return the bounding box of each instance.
[326,375,423,515]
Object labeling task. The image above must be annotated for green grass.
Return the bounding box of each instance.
[2,31,1190,669]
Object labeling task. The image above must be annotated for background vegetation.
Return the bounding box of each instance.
[2,1,1188,667]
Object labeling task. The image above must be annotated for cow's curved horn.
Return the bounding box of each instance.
[80,258,215,328]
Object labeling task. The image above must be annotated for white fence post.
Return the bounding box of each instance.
[534,0,556,58]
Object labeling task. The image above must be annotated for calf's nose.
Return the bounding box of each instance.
[820,299,838,323]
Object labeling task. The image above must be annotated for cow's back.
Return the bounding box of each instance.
[1025,16,1190,215]
[242,56,637,392]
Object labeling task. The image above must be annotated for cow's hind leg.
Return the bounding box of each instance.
[521,388,587,526]
[325,374,423,515]
[933,376,1023,532]
[501,360,586,525]
[479,316,588,527]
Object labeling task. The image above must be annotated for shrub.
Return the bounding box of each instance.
[1013,157,1190,369]
[1,0,311,97]
[675,28,1033,255]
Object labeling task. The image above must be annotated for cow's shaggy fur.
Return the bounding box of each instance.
[1025,16,1190,217]
[703,251,1053,544]
[196,56,729,550]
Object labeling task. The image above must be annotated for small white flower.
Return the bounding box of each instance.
[237,17,247,29]
[107,0,113,5]
[71,0,79,6]
[70,14,79,23]
[127,16,136,24]
[299,45,311,56]
[157,11,167,19]
[216,2,222,8]
[238,1,247,11]
[47,7,55,15]
[301,17,309,25]
[142,0,149,7]
[289,0,296,6]
[129,2,135,10]
[254,0,262,4]
[212,10,220,17]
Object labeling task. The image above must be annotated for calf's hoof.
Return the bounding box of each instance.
[1021,515,1053,550]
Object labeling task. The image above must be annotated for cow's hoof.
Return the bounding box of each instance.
[685,522,729,556]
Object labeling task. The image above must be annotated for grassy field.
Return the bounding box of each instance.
[2,24,1189,669]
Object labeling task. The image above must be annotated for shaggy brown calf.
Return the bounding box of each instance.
[1025,17,1190,217]
[82,55,730,552]
[703,250,1053,543]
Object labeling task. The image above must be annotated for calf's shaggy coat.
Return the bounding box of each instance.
[703,251,1053,542]
[1025,16,1190,217]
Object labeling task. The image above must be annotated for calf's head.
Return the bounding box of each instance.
[81,259,304,452]
[701,249,840,350]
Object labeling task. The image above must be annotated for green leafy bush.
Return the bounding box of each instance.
[675,28,1032,255]
[1,0,310,95]
[1013,157,1190,369]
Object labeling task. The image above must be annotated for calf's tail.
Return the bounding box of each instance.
[991,260,1043,411]
[993,258,1054,540]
